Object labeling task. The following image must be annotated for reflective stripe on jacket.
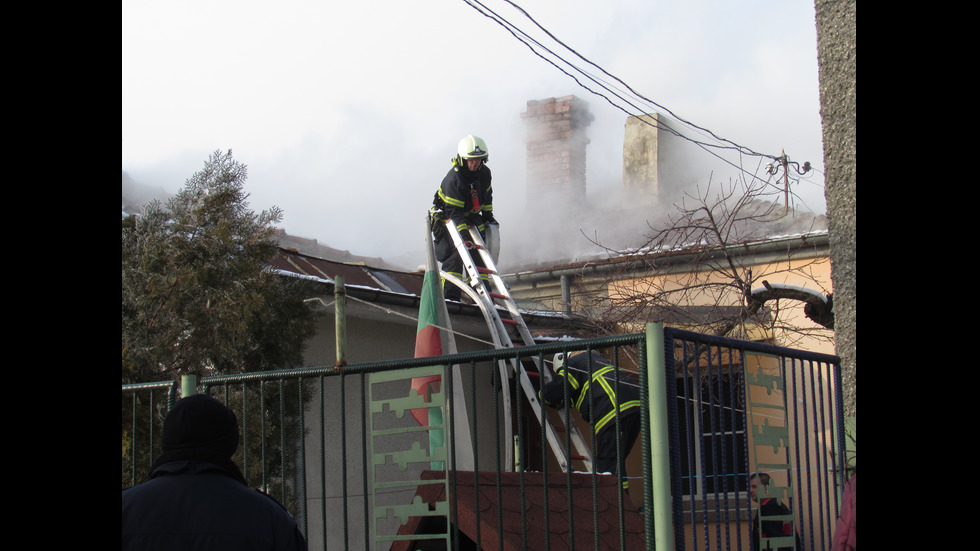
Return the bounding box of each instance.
[542,351,640,433]
[433,162,493,233]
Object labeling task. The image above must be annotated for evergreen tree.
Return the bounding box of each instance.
[122,150,320,499]
[122,149,318,382]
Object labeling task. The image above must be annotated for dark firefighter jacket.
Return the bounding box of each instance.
[432,161,494,234]
[541,351,640,433]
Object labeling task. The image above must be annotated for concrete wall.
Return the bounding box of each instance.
[814,0,856,416]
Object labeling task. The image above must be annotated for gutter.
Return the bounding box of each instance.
[275,269,587,329]
[502,232,829,286]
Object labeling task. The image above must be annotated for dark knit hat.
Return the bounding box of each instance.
[161,394,239,458]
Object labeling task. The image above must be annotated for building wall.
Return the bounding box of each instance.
[815,0,856,417]
[505,238,833,355]
[608,254,834,354]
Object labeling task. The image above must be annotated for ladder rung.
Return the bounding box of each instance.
[501,318,518,325]
[476,266,495,275]
[524,371,540,378]
[570,455,586,460]
[488,292,507,300]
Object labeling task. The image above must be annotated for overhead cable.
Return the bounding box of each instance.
[459,0,819,195]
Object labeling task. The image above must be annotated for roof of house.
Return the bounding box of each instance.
[268,246,424,296]
[391,470,646,551]
[268,247,593,336]
[272,228,406,270]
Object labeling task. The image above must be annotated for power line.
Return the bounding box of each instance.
[459,0,819,198]
[497,0,772,159]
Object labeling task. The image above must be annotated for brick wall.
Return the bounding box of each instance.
[521,95,594,210]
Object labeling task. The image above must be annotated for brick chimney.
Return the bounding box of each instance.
[521,96,594,212]
[622,112,698,208]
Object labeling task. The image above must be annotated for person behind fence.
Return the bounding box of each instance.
[831,474,855,551]
[539,350,641,493]
[430,134,496,302]
[122,393,308,551]
[749,472,802,551]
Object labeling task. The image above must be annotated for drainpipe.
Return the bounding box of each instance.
[560,274,572,314]
[335,275,347,369]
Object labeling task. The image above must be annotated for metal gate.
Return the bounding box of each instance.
[122,323,846,550]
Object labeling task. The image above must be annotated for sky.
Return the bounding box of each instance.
[122,0,826,271]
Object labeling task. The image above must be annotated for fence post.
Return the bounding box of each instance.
[181,374,198,398]
[646,322,674,551]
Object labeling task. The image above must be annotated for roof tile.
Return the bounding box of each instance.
[393,470,647,551]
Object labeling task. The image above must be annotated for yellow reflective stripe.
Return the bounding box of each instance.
[557,369,580,391]
[573,364,613,411]
[619,400,640,412]
[574,381,588,410]
[596,372,616,403]
[593,365,616,380]
[438,189,465,208]
[594,410,615,432]
[589,365,639,432]
[593,400,640,432]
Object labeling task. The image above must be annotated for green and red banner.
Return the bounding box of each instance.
[411,261,443,427]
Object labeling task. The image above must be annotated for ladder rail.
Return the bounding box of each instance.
[442,231,516,471]
[442,268,572,471]
[445,223,517,351]
[463,226,594,473]
[443,220,594,473]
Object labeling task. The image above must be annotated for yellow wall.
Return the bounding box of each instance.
[608,254,834,355]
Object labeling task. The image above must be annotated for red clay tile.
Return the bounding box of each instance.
[393,470,646,551]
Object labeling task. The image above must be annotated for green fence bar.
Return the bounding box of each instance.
[646,322,674,551]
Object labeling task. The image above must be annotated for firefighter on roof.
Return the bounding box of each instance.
[541,350,642,493]
[430,134,497,302]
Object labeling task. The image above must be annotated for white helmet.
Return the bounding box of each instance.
[553,352,566,372]
[455,135,489,165]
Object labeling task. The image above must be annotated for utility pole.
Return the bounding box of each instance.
[782,148,790,215]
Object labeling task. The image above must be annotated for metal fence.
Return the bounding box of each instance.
[122,323,846,550]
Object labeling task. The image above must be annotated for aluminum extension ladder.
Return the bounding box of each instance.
[441,220,594,473]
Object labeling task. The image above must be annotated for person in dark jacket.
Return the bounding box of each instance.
[431,134,496,302]
[122,394,307,551]
[750,472,801,551]
[832,474,855,551]
[541,350,641,493]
